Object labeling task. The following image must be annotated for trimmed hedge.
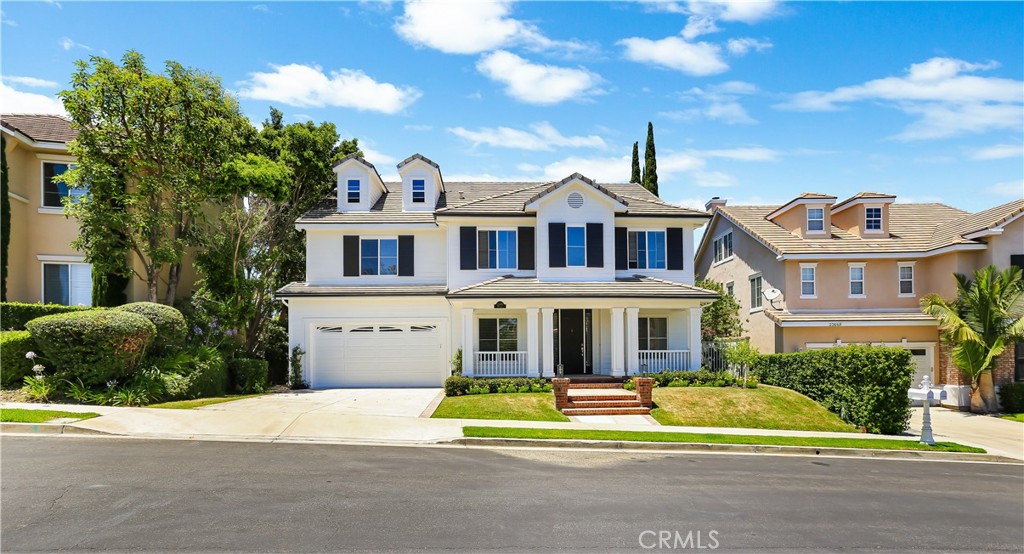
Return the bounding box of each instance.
[26,310,156,386]
[998,383,1024,414]
[445,376,552,396]
[646,369,751,388]
[1,302,90,331]
[1,331,36,386]
[114,302,187,353]
[752,345,913,434]
[161,346,229,400]
[230,358,268,393]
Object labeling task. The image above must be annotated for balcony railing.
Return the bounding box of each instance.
[475,351,529,377]
[638,350,691,372]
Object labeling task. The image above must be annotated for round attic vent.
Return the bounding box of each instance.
[567,192,584,208]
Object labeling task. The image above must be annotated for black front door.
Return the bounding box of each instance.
[557,309,590,374]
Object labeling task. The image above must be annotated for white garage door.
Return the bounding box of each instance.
[311,323,444,388]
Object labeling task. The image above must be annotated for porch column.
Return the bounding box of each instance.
[689,306,703,370]
[611,307,625,377]
[626,307,639,376]
[541,308,555,377]
[526,308,540,377]
[462,308,475,377]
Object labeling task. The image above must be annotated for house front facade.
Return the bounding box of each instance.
[695,192,1024,408]
[278,154,716,388]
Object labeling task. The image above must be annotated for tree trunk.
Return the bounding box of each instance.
[969,382,987,414]
[147,268,159,303]
[979,369,998,413]
[164,262,180,305]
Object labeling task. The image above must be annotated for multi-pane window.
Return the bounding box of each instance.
[479,318,518,352]
[800,265,817,297]
[849,264,865,296]
[477,230,517,269]
[638,317,668,351]
[899,264,915,295]
[43,263,92,306]
[713,232,733,263]
[865,207,883,231]
[360,238,398,276]
[807,207,825,232]
[566,226,586,267]
[725,281,734,297]
[347,179,360,203]
[750,275,763,310]
[412,179,426,203]
[628,230,666,269]
[42,162,86,208]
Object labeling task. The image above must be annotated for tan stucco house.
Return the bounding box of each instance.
[695,192,1024,408]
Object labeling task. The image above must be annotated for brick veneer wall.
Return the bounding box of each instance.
[634,377,654,408]
[553,378,570,410]
[939,342,1016,386]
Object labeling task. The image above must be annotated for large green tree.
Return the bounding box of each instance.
[630,141,641,184]
[921,265,1024,413]
[59,51,252,304]
[696,278,742,340]
[1,135,9,301]
[642,121,658,197]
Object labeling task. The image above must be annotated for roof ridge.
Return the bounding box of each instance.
[438,181,552,212]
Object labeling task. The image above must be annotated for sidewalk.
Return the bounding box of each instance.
[908,407,1024,461]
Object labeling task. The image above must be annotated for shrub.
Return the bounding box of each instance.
[998,383,1024,413]
[289,346,307,390]
[1,330,36,386]
[26,310,156,387]
[1,302,90,331]
[444,376,551,396]
[157,346,229,400]
[114,302,187,353]
[646,369,740,388]
[752,345,912,434]
[230,358,268,393]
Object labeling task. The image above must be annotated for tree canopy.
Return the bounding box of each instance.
[642,122,658,197]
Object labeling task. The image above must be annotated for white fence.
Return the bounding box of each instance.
[475,352,529,377]
[638,350,691,372]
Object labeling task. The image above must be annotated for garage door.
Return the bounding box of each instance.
[311,323,444,388]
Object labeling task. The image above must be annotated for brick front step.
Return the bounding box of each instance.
[566,393,639,402]
[565,400,643,409]
[562,407,651,416]
[567,383,627,389]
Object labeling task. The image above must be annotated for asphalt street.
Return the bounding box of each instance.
[2,436,1022,553]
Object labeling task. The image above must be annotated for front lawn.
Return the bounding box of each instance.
[463,426,985,453]
[1,408,100,423]
[146,394,264,410]
[650,385,856,432]
[432,393,569,422]
[1000,413,1024,423]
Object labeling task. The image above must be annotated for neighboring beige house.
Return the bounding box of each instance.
[1,113,196,306]
[695,192,1024,408]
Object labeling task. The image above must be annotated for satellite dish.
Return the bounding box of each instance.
[763,288,782,302]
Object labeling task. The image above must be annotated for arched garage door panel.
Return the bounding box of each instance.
[312,324,443,388]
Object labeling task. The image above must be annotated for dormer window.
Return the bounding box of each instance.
[865,206,883,232]
[347,179,360,204]
[807,207,825,233]
[412,179,426,203]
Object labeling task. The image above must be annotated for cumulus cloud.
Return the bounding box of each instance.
[2,76,58,88]
[970,144,1023,160]
[475,51,603,105]
[661,81,759,124]
[448,122,606,151]
[618,36,728,76]
[0,83,66,115]
[725,37,772,56]
[237,64,422,114]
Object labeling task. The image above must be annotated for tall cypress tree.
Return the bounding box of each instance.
[630,141,641,184]
[1,135,9,301]
[642,122,658,197]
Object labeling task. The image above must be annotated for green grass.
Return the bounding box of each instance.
[650,385,856,432]
[432,393,569,422]
[1,408,100,423]
[462,426,986,453]
[146,394,264,410]
[1000,413,1024,423]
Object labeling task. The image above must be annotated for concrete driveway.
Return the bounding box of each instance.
[200,388,444,418]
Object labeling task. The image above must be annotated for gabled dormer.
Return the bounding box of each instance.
[765,193,837,238]
[333,154,387,212]
[397,154,444,212]
[831,192,896,237]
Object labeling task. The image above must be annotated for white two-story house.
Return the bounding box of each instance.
[277,154,716,388]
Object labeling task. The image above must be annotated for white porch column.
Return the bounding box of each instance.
[626,307,640,376]
[526,308,540,377]
[689,306,703,370]
[541,308,555,377]
[611,307,625,377]
[462,308,475,377]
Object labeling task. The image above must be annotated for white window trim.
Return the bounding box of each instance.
[898,261,916,298]
[565,225,587,267]
[627,228,668,271]
[478,228,519,270]
[40,261,92,306]
[411,179,426,203]
[346,179,361,204]
[749,272,764,313]
[863,204,884,234]
[712,230,735,266]
[806,205,827,235]
[40,160,78,212]
[799,262,818,299]
[725,281,735,297]
[848,262,866,298]
[359,236,399,277]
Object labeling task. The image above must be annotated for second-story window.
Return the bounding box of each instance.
[713,232,733,263]
[566,226,586,267]
[478,229,517,269]
[849,263,866,297]
[749,274,763,310]
[807,207,825,232]
[347,179,360,204]
[412,179,425,203]
[42,162,86,208]
[898,263,915,296]
[360,238,398,276]
[865,207,883,231]
[800,264,817,297]
[628,230,666,269]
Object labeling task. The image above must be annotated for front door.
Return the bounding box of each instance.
[556,309,591,374]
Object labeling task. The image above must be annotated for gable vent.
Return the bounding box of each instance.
[567,192,585,209]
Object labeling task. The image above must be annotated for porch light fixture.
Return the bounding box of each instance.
[494,301,506,309]
[640,363,648,376]
[556,363,564,377]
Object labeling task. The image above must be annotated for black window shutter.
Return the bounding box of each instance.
[615,227,628,270]
[667,227,684,270]
[549,223,566,268]
[398,235,414,276]
[343,235,360,277]
[586,223,604,268]
[517,226,535,270]
[460,226,477,270]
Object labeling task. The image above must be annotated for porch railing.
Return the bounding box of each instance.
[639,350,691,372]
[475,351,529,377]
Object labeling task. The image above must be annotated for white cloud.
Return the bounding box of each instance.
[698,147,780,162]
[448,122,606,151]
[662,81,759,124]
[618,36,728,76]
[970,144,1023,160]
[985,180,1023,198]
[655,0,781,39]
[59,37,90,51]
[536,148,756,185]
[725,37,772,56]
[1,10,16,26]
[358,144,398,166]
[238,64,421,114]
[778,57,1023,140]
[251,4,270,12]
[2,76,58,88]
[475,51,602,105]
[0,83,66,115]
[395,0,591,56]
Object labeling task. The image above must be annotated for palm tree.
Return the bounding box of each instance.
[921,265,1024,413]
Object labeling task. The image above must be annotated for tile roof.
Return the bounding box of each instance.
[276,283,449,297]
[832,191,897,211]
[0,114,77,144]
[765,310,938,326]
[447,275,719,299]
[397,153,440,170]
[523,172,627,207]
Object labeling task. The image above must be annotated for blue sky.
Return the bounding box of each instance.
[2,1,1022,213]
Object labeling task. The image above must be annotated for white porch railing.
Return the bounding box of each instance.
[639,350,691,372]
[475,351,529,377]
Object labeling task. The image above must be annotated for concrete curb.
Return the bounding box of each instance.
[0,422,113,436]
[450,437,1023,464]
